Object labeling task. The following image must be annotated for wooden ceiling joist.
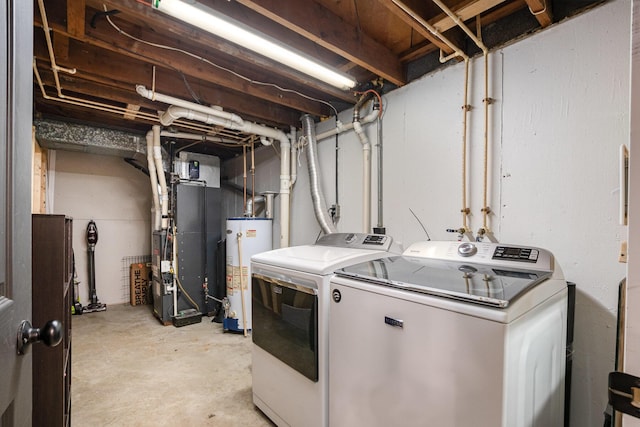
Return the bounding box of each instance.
[235,0,406,87]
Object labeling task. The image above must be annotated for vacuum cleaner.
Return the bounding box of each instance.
[83,219,107,313]
[71,250,83,315]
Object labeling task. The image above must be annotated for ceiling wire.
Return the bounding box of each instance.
[103,6,340,117]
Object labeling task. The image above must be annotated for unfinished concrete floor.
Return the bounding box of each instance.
[71,303,274,426]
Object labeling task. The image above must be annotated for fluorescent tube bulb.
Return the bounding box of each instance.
[152,0,357,90]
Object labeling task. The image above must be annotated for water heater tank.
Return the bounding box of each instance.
[225,217,272,332]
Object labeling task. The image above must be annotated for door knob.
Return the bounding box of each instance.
[17,320,63,355]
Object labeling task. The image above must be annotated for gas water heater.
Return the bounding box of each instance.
[224,217,272,333]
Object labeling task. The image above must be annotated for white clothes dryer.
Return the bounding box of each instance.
[250,233,398,427]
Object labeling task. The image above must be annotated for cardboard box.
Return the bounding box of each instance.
[130,263,151,306]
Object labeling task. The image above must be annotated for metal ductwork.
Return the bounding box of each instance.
[301,114,337,235]
[34,119,147,162]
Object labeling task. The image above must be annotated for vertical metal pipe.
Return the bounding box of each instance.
[301,114,337,234]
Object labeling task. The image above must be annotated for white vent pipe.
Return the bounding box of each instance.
[316,108,378,141]
[137,85,243,126]
[315,103,378,234]
[158,105,287,142]
[152,125,169,229]
[157,105,292,247]
[353,120,371,233]
[301,114,337,235]
[139,87,293,247]
[146,130,162,231]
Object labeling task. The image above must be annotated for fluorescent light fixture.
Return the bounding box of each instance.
[152,0,357,90]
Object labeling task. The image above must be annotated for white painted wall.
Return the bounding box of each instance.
[625,1,640,426]
[51,150,151,305]
[223,1,630,425]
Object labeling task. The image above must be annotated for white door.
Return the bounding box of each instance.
[0,0,35,425]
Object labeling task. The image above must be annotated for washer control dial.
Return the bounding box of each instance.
[458,242,477,257]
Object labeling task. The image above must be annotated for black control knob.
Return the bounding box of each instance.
[17,320,63,355]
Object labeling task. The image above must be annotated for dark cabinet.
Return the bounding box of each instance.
[32,214,73,427]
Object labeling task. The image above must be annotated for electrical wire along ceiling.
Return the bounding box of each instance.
[33,0,602,158]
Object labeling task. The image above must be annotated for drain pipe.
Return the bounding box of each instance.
[353,93,375,233]
[146,130,162,231]
[152,125,169,230]
[375,107,385,234]
[290,126,298,187]
[316,108,379,141]
[302,114,337,235]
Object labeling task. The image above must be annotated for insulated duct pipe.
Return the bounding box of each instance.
[152,125,169,229]
[137,85,243,126]
[353,93,375,233]
[301,114,337,235]
[146,130,162,231]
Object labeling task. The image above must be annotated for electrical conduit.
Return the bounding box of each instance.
[301,114,337,235]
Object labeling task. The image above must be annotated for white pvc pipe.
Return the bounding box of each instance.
[154,103,292,248]
[137,85,244,126]
[159,106,288,143]
[316,109,378,141]
[236,232,248,337]
[290,126,298,187]
[172,225,178,318]
[153,125,169,229]
[390,0,468,62]
[353,121,371,233]
[160,130,239,145]
[280,138,291,247]
[146,130,162,231]
[431,0,488,54]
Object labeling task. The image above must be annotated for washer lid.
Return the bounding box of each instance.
[252,245,393,275]
[334,256,553,308]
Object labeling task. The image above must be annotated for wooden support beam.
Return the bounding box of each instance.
[52,33,69,61]
[430,0,508,33]
[524,0,552,27]
[66,0,86,37]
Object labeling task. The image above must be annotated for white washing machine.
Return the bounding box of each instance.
[329,240,568,427]
[250,233,398,427]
